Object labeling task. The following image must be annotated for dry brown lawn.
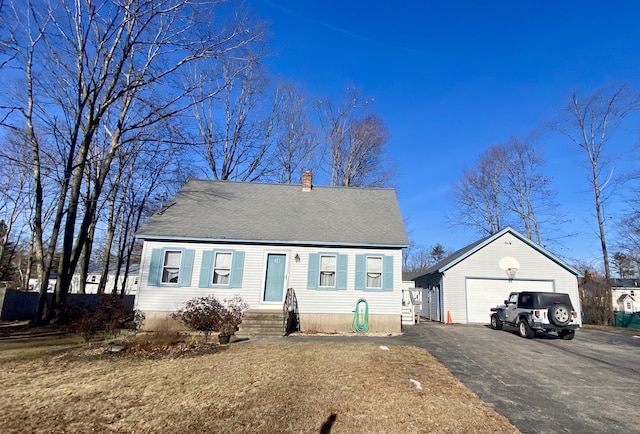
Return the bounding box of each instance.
[0,334,519,433]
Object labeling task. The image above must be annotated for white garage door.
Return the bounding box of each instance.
[466,278,554,323]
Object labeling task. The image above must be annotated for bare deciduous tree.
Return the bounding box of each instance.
[612,252,636,279]
[192,53,280,182]
[0,133,32,285]
[552,84,640,324]
[579,269,613,325]
[619,208,640,277]
[272,82,318,184]
[499,137,559,245]
[0,0,263,322]
[403,242,431,274]
[316,86,394,187]
[403,242,448,274]
[450,147,505,236]
[449,137,558,244]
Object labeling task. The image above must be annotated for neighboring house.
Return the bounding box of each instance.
[134,173,408,333]
[611,279,639,313]
[27,274,57,292]
[70,264,140,295]
[27,266,139,295]
[413,227,582,324]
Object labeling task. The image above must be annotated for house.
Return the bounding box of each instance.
[27,274,57,292]
[27,267,139,295]
[413,227,581,324]
[611,279,639,313]
[134,172,408,333]
[70,264,140,295]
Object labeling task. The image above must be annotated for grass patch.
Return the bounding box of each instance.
[0,337,518,433]
[0,335,86,362]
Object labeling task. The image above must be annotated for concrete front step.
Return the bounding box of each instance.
[243,309,282,317]
[237,309,285,339]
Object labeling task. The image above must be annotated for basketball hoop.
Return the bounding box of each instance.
[506,267,518,281]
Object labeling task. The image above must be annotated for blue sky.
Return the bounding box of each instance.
[248,0,640,268]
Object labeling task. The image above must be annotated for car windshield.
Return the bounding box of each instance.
[536,293,573,309]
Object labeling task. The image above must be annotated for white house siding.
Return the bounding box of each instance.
[136,241,403,332]
[612,289,638,313]
[441,232,581,325]
[70,274,138,295]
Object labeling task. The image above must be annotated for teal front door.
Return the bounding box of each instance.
[264,254,286,302]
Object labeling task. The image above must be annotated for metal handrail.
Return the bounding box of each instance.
[282,288,300,336]
[283,287,299,336]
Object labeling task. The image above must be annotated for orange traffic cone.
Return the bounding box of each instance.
[446,311,452,324]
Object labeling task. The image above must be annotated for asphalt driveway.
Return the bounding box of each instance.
[289,322,640,433]
[401,322,640,434]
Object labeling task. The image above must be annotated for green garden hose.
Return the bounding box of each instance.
[353,298,369,333]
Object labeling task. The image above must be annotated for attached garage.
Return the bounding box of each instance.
[413,227,581,325]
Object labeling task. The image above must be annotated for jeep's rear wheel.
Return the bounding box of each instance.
[558,330,575,340]
[549,304,571,326]
[518,318,535,339]
[490,314,503,330]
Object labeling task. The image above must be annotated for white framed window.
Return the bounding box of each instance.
[161,250,182,283]
[213,252,232,285]
[631,290,635,297]
[319,255,337,287]
[366,256,382,288]
[355,254,393,292]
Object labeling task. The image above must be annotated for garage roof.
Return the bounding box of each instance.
[414,227,580,279]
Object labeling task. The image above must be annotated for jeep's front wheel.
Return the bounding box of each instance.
[558,330,575,340]
[518,318,535,339]
[490,314,503,330]
[549,304,571,326]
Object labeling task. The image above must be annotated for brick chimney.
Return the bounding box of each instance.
[302,170,312,192]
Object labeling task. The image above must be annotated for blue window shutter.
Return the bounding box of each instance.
[337,254,348,290]
[307,253,319,289]
[147,249,162,286]
[179,249,195,287]
[355,254,365,290]
[383,255,394,291]
[199,250,213,288]
[230,251,245,288]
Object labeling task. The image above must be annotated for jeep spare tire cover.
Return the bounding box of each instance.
[549,304,571,326]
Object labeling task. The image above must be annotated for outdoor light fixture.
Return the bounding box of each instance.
[294,253,300,263]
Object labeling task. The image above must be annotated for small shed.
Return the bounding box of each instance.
[413,227,581,324]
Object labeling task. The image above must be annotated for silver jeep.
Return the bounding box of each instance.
[490,291,580,340]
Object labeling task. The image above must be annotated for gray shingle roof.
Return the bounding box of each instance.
[611,278,640,288]
[136,180,408,247]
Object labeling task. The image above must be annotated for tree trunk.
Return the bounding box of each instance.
[592,164,614,325]
[98,193,118,295]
